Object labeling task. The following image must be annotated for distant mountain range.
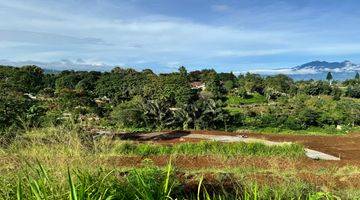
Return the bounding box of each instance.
[245,60,360,76]
[292,60,360,73]
[1,59,360,75]
[0,59,112,72]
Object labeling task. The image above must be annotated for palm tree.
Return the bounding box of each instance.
[173,108,192,130]
[141,100,176,129]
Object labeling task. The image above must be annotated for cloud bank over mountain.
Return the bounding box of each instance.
[0,59,113,71]
[2,1,360,72]
[241,61,360,75]
[2,59,359,76]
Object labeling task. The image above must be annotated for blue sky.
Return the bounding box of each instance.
[1,0,360,72]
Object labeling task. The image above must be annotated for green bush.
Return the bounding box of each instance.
[346,85,360,98]
[227,93,266,105]
[284,117,303,130]
[111,99,145,128]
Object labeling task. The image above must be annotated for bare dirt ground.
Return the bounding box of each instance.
[105,155,360,189]
[92,129,360,190]
[117,130,360,162]
[243,131,360,161]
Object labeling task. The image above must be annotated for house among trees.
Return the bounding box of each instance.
[190,81,206,90]
[95,96,111,104]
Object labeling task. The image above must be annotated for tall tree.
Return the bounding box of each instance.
[239,73,265,94]
[265,74,294,93]
[326,72,333,85]
[178,66,187,77]
[355,72,360,80]
[206,74,226,100]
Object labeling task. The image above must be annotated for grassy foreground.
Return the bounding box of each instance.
[0,126,357,199]
[1,161,341,200]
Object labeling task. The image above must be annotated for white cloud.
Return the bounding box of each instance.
[215,49,291,57]
[0,30,107,45]
[0,1,297,67]
[240,68,319,75]
[1,0,360,72]
[0,58,113,71]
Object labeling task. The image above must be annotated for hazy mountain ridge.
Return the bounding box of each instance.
[292,60,360,72]
[0,59,111,72]
[1,59,360,76]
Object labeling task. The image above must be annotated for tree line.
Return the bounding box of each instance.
[1,65,360,141]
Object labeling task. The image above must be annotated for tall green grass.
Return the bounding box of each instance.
[1,161,341,200]
[5,127,304,161]
[100,141,305,158]
[0,127,353,199]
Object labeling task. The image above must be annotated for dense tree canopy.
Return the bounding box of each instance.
[1,64,360,137]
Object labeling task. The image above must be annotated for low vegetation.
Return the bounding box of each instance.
[2,66,360,139]
[1,161,344,200]
[2,65,360,199]
[0,127,346,199]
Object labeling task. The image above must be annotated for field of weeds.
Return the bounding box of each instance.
[1,126,360,199]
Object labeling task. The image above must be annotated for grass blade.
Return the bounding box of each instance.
[29,177,42,200]
[163,159,172,195]
[68,167,78,200]
[197,176,203,200]
[16,177,23,200]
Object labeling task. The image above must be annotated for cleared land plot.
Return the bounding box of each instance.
[111,130,360,162]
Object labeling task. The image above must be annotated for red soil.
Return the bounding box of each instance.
[104,130,360,189]
[105,155,360,189]
[133,130,360,162]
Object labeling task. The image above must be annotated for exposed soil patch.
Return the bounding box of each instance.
[105,155,360,170]
[105,155,360,190]
[116,130,360,162]
[240,132,360,161]
[90,129,360,189]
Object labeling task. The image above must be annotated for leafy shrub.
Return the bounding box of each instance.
[227,93,266,105]
[297,108,321,127]
[303,81,333,96]
[284,117,303,130]
[111,97,145,128]
[0,91,33,132]
[346,85,360,98]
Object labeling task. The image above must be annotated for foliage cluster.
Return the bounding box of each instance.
[1,65,360,138]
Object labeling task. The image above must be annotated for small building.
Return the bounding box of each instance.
[95,96,111,104]
[190,82,206,90]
